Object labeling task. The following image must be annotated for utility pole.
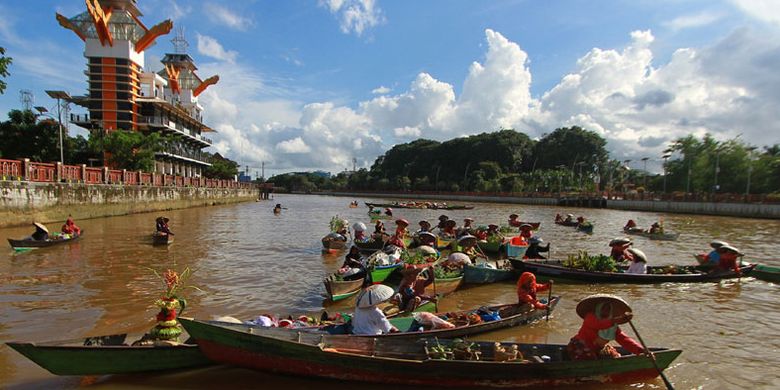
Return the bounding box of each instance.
[46,90,72,167]
[641,157,649,189]
[261,161,265,180]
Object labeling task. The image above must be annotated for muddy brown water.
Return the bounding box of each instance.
[1,194,779,389]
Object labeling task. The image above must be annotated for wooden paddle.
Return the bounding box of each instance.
[431,266,439,312]
[627,318,675,390]
[545,281,553,321]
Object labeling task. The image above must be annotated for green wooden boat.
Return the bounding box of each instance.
[370,263,402,283]
[5,333,210,376]
[477,239,504,254]
[180,318,682,388]
[752,264,780,283]
[324,274,365,301]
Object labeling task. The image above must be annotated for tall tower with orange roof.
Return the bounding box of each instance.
[57,0,220,178]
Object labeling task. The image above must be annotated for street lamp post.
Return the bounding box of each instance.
[45,90,72,166]
[662,152,672,194]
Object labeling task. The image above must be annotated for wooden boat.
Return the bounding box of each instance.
[365,202,474,210]
[152,232,173,246]
[463,263,516,284]
[180,317,681,388]
[370,263,402,283]
[555,220,594,234]
[321,234,348,251]
[354,238,386,252]
[510,258,755,284]
[424,273,463,296]
[324,274,366,301]
[505,237,529,259]
[5,332,210,376]
[623,227,679,241]
[477,239,504,254]
[7,231,83,250]
[508,222,542,230]
[752,264,780,283]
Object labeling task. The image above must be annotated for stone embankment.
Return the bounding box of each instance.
[0,181,258,228]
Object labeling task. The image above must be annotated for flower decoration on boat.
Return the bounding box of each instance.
[147,265,201,343]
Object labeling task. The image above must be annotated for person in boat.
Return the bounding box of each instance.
[576,216,586,226]
[508,213,522,227]
[372,220,387,241]
[437,214,449,230]
[609,237,633,261]
[394,219,410,238]
[714,245,742,274]
[155,217,174,235]
[339,246,367,281]
[697,240,728,265]
[525,237,550,259]
[516,272,552,310]
[454,234,484,260]
[384,208,393,217]
[30,222,49,241]
[353,222,368,242]
[441,219,458,238]
[369,207,381,215]
[647,222,662,234]
[457,218,475,237]
[273,204,283,213]
[625,248,647,274]
[567,294,644,360]
[487,224,502,237]
[416,220,432,234]
[474,225,488,241]
[387,232,406,249]
[555,213,564,223]
[61,216,81,237]
[564,214,575,224]
[351,284,400,335]
[519,223,534,240]
[624,219,638,230]
[393,264,436,312]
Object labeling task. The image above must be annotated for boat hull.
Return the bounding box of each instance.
[370,263,401,283]
[324,275,365,301]
[623,228,679,241]
[510,259,755,284]
[6,333,210,376]
[8,232,82,250]
[152,232,173,245]
[752,264,780,283]
[463,264,516,284]
[424,275,463,296]
[181,318,681,388]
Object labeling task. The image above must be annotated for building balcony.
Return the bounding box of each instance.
[156,146,212,167]
[141,117,212,147]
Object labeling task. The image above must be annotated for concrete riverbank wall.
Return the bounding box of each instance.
[0,181,258,228]
[322,191,780,219]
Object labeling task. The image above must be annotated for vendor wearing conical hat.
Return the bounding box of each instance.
[508,213,521,227]
[567,294,643,360]
[519,223,534,240]
[715,245,743,274]
[31,222,49,241]
[609,237,632,261]
[625,248,647,274]
[697,240,728,265]
[395,264,435,312]
[516,272,552,310]
[351,284,399,335]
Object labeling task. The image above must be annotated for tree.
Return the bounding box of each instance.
[0,110,60,161]
[532,126,608,171]
[0,47,11,95]
[100,130,165,172]
[204,153,239,179]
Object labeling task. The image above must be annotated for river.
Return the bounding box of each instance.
[1,194,779,389]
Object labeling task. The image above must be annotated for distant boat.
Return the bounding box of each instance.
[365,202,474,210]
[7,231,83,250]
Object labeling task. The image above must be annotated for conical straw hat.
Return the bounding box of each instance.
[33,222,49,234]
[356,284,395,309]
[576,294,632,319]
[627,248,647,262]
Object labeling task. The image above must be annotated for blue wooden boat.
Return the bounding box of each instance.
[463,263,516,284]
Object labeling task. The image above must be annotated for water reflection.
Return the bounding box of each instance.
[1,194,779,389]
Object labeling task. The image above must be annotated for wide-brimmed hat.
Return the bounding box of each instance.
[464,218,474,222]
[652,222,660,227]
[509,213,519,219]
[356,284,395,308]
[33,222,49,233]
[567,214,574,217]
[438,215,449,221]
[416,245,437,255]
[457,234,477,247]
[709,240,729,249]
[519,223,532,229]
[395,219,409,227]
[576,294,632,319]
[419,220,431,227]
[418,231,436,242]
[627,248,647,262]
[445,220,457,227]
[488,224,499,229]
[353,222,367,232]
[447,252,471,265]
[609,237,632,246]
[718,245,743,256]
[529,237,543,245]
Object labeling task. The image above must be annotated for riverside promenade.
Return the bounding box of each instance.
[321,190,780,219]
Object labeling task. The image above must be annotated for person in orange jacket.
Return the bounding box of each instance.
[516,272,552,310]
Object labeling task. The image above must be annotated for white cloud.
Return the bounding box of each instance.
[318,0,385,36]
[276,137,312,153]
[394,126,421,138]
[196,34,237,63]
[372,86,391,94]
[729,0,780,25]
[664,11,724,31]
[203,2,254,31]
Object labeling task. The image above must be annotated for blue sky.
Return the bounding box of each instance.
[1,0,779,176]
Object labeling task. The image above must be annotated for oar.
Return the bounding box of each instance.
[626,318,675,390]
[545,281,553,322]
[431,266,439,312]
